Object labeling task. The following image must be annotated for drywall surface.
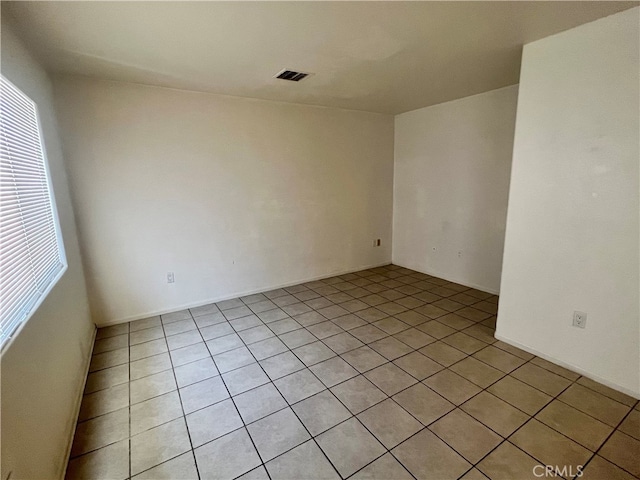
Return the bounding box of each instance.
[0,21,94,480]
[392,85,518,293]
[497,8,640,396]
[52,76,394,325]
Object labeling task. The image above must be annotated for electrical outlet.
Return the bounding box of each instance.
[376,239,381,247]
[457,251,463,258]
[167,272,175,284]
[572,311,587,328]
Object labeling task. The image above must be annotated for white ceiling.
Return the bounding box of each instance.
[3,1,637,114]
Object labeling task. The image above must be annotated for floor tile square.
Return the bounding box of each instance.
[351,453,413,480]
[309,356,359,387]
[166,330,203,351]
[341,346,388,373]
[84,364,129,394]
[257,308,289,323]
[577,377,637,407]
[293,341,336,366]
[131,390,183,435]
[393,383,454,426]
[580,455,638,480]
[393,328,436,349]
[416,320,457,339]
[423,370,481,405]
[130,353,172,381]
[169,342,210,368]
[323,332,364,354]
[238,325,274,344]
[332,314,367,331]
[216,298,244,310]
[130,417,191,475]
[130,338,168,362]
[340,299,369,313]
[461,391,528,437]
[369,336,413,360]
[373,317,410,335]
[194,428,261,480]
[393,351,443,380]
[71,408,129,457]
[392,428,471,480]
[206,333,244,355]
[265,440,340,480]
[247,336,288,360]
[535,400,613,451]
[331,375,387,414]
[79,383,130,421]
[268,318,301,335]
[473,345,526,373]
[511,363,572,396]
[223,305,253,320]
[316,418,386,478]
[510,420,591,474]
[186,398,243,447]
[130,316,161,332]
[132,451,198,480]
[234,383,287,424]
[477,441,541,480]
[247,408,310,461]
[487,376,552,415]
[307,320,344,339]
[429,409,501,463]
[449,357,504,388]
[442,332,487,354]
[174,357,218,387]
[190,302,220,317]
[194,312,227,328]
[350,324,388,344]
[67,439,129,480]
[283,303,313,316]
[179,375,229,414]
[130,326,164,346]
[222,363,270,396]
[365,363,417,395]
[279,328,317,349]
[163,318,197,337]
[90,348,129,372]
[94,334,129,354]
[214,346,256,373]
[292,390,352,435]
[558,383,631,427]
[358,398,423,448]
[274,368,326,404]
[200,322,235,340]
[260,351,306,380]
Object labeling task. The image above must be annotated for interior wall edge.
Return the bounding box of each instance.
[96,261,393,327]
[494,333,640,399]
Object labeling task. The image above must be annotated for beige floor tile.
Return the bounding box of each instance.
[169,342,210,367]
[460,468,490,480]
[238,465,270,480]
[174,357,218,387]
[461,391,528,437]
[511,363,572,396]
[129,326,164,346]
[129,316,161,332]
[259,351,305,380]
[393,383,455,426]
[393,328,436,349]
[84,364,129,394]
[130,352,172,381]
[462,325,497,344]
[279,328,317,349]
[234,383,287,424]
[200,322,235,340]
[332,314,367,331]
[393,351,443,380]
[529,357,580,380]
[450,357,504,388]
[558,383,631,427]
[392,429,471,480]
[473,346,526,373]
[130,370,176,405]
[79,383,130,421]
[89,348,129,372]
[130,338,168,362]
[577,377,637,407]
[358,399,423,448]
[350,324,389,343]
[131,391,183,436]
[581,455,637,480]
[322,332,364,354]
[510,420,591,473]
[223,305,254,320]
[274,368,325,404]
[292,390,351,435]
[130,417,191,476]
[248,336,288,361]
[373,317,410,335]
[369,336,413,361]
[310,356,359,387]
[222,363,269,396]
[238,325,274,345]
[179,375,229,414]
[419,341,467,367]
[66,439,129,480]
[186,398,243,447]
[599,431,640,477]
[163,319,197,337]
[265,440,340,480]
[247,408,310,462]
[365,363,417,396]
[415,304,449,319]
[316,418,386,478]
[341,346,388,373]
[438,314,475,331]
[619,409,640,440]
[190,302,220,317]
[214,346,255,373]
[133,452,198,480]
[257,308,289,323]
[71,408,129,457]
[228,314,262,331]
[194,428,261,480]
[477,441,541,480]
[424,370,482,406]
[93,334,129,354]
[267,318,301,335]
[536,399,612,451]
[394,310,430,327]
[487,376,552,415]
[331,375,387,414]
[307,320,344,339]
[166,330,203,351]
[206,333,244,355]
[430,409,501,463]
[491,341,534,360]
[194,312,227,328]
[162,310,192,323]
[352,453,413,480]
[293,341,336,366]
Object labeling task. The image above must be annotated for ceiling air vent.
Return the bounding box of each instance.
[275,69,310,82]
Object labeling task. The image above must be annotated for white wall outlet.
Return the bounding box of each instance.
[573,311,587,328]
[167,272,175,284]
[372,239,381,247]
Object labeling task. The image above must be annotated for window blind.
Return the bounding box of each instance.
[0,75,66,348]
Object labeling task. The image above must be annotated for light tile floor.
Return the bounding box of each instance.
[66,265,640,480]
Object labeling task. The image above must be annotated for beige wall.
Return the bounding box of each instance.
[52,76,395,326]
[392,85,518,293]
[0,21,94,480]
[497,8,640,397]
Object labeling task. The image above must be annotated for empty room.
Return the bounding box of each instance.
[1,2,639,479]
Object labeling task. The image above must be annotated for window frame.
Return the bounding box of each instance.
[0,74,68,352]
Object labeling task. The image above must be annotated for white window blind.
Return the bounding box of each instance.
[0,75,66,348]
